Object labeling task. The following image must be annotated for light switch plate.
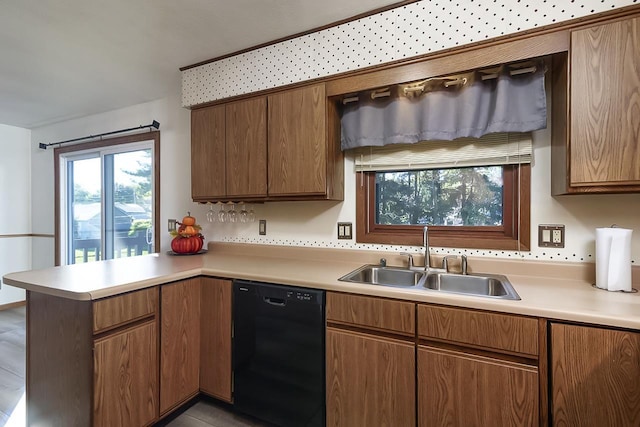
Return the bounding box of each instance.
[538,224,565,248]
[168,219,177,232]
[259,220,267,235]
[338,222,353,240]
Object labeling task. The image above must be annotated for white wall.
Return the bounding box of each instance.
[200,81,640,264]
[183,0,637,106]
[201,131,640,264]
[30,79,192,258]
[26,79,640,268]
[0,124,31,305]
[184,0,640,265]
[28,10,640,268]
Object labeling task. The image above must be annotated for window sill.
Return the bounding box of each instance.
[356,227,529,251]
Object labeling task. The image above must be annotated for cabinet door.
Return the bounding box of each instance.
[200,277,233,402]
[570,17,640,186]
[418,345,538,427]
[160,278,201,413]
[326,327,415,427]
[551,323,640,426]
[94,321,158,427]
[192,105,226,199]
[226,97,267,198]
[268,83,327,196]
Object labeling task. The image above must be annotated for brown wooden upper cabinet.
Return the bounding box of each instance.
[192,104,226,200]
[191,97,268,201]
[191,83,343,201]
[552,16,640,194]
[268,83,343,199]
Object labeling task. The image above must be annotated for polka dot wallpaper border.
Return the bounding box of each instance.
[182,0,637,107]
[215,236,630,264]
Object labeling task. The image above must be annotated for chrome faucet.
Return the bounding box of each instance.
[461,254,468,275]
[399,252,414,269]
[423,226,431,271]
[442,255,457,273]
[442,254,468,275]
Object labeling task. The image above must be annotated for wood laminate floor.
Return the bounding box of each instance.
[161,399,270,427]
[0,304,269,427]
[0,305,25,427]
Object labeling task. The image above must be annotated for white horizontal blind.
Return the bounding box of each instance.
[353,132,532,172]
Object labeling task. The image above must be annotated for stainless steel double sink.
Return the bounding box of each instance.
[339,264,521,300]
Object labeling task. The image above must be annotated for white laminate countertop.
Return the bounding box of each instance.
[3,243,640,330]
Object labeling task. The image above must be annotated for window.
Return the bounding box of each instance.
[356,164,530,250]
[343,64,541,251]
[376,166,504,226]
[54,132,160,265]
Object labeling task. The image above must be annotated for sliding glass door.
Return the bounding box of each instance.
[57,135,158,265]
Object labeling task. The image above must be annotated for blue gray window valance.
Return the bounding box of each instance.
[340,65,547,151]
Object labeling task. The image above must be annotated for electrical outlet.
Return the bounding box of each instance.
[168,219,177,232]
[259,220,267,235]
[538,224,565,248]
[337,222,353,239]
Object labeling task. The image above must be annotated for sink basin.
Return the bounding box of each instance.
[339,264,520,300]
[338,265,426,287]
[423,272,520,300]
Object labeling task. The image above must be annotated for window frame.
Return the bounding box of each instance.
[54,131,160,266]
[355,164,530,251]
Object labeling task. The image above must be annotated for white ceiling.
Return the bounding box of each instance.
[0,0,401,129]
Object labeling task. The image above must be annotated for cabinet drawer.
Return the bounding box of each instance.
[417,305,538,356]
[326,292,415,336]
[93,287,158,334]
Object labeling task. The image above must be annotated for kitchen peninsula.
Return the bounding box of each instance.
[4,243,640,426]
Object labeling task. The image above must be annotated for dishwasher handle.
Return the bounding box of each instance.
[263,296,286,306]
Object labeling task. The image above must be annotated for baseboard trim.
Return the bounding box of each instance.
[0,300,26,311]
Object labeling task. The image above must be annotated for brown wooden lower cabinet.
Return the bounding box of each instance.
[25,277,238,426]
[418,345,539,427]
[93,320,158,427]
[200,277,233,402]
[326,327,415,427]
[551,322,640,426]
[26,288,160,427]
[160,278,201,414]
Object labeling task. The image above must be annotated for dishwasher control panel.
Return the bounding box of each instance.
[288,290,316,302]
[236,279,324,307]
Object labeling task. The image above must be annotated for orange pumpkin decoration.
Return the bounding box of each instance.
[171,212,202,240]
[171,234,204,254]
[181,225,197,236]
[181,213,196,226]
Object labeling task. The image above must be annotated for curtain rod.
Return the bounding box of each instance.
[38,120,160,150]
[343,60,542,104]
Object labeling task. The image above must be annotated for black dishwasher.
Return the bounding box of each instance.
[233,280,325,427]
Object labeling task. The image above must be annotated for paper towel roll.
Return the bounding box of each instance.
[595,227,633,291]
